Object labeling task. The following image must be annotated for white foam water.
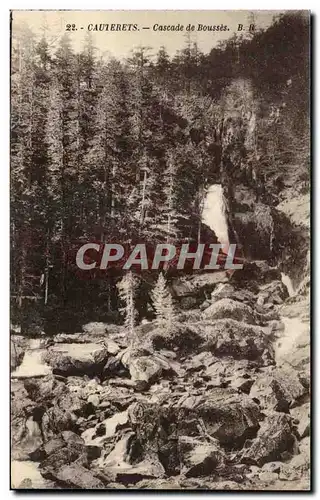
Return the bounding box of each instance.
[11,340,52,379]
[202,184,229,245]
[281,272,295,297]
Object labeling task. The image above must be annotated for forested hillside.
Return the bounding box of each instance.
[11,12,309,333]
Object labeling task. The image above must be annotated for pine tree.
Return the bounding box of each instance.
[151,273,176,332]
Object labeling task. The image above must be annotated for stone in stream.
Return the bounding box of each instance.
[44,343,109,377]
[23,375,66,403]
[32,430,86,463]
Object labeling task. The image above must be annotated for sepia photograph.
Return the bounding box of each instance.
[10,10,310,491]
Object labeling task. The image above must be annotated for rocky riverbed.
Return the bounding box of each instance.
[10,264,310,490]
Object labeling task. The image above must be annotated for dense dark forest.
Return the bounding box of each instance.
[10,12,309,334]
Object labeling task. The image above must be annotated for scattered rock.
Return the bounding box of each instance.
[178,436,224,477]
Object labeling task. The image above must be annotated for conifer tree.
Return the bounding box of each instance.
[151,273,176,332]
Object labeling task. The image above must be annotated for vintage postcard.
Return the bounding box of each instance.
[10,10,310,491]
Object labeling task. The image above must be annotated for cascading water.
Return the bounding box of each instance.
[11,460,50,489]
[202,184,229,245]
[281,272,295,297]
[11,338,52,378]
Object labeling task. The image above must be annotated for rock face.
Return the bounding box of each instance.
[11,274,310,491]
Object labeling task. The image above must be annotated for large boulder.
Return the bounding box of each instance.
[257,280,289,305]
[128,354,178,386]
[200,318,273,363]
[279,437,310,482]
[35,431,87,465]
[171,272,229,301]
[128,389,261,456]
[230,262,281,288]
[211,283,256,307]
[23,375,66,404]
[45,343,109,377]
[241,413,295,466]
[250,367,307,412]
[197,357,255,393]
[150,324,205,355]
[178,436,225,477]
[46,464,106,489]
[176,389,261,447]
[202,299,256,325]
[82,322,108,335]
[93,431,165,484]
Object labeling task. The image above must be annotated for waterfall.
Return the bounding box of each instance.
[11,340,52,378]
[202,184,229,245]
[281,272,295,297]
